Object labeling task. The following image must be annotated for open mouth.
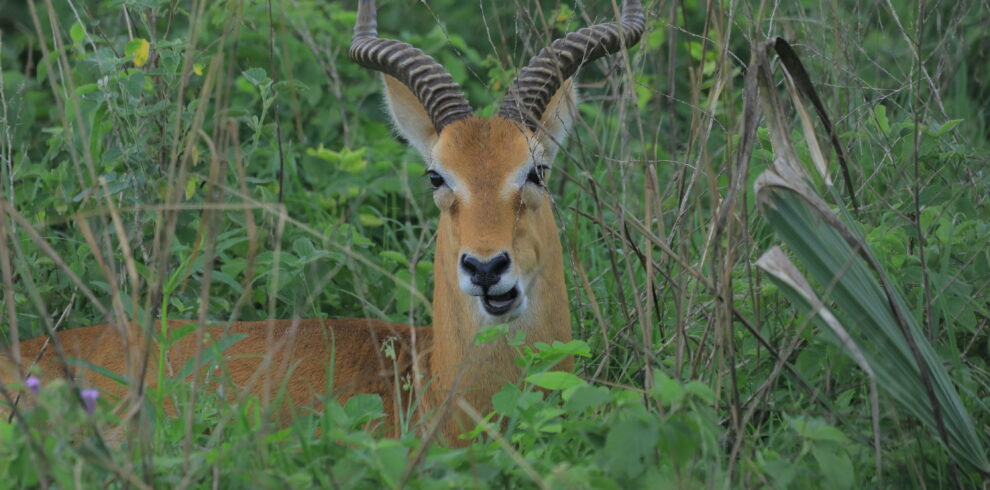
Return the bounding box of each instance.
[481,286,519,316]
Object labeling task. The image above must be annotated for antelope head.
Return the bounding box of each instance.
[350,0,645,326]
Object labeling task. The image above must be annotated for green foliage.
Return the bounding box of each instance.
[0,0,988,487]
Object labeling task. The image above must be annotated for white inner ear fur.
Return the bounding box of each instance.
[381,75,438,160]
[535,78,579,165]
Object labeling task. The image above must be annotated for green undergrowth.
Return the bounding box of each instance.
[1,0,988,488]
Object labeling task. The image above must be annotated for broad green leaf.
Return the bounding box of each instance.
[812,446,854,489]
[343,394,385,422]
[602,418,657,479]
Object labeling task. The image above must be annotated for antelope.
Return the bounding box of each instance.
[0,0,644,446]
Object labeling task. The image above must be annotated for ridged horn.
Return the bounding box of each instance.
[499,0,646,129]
[349,0,474,132]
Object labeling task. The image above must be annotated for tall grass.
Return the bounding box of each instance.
[0,0,988,487]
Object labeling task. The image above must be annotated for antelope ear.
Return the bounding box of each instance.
[382,75,439,159]
[535,78,579,164]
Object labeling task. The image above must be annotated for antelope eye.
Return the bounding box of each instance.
[427,170,445,190]
[526,165,549,186]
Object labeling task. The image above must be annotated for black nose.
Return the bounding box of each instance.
[461,252,511,288]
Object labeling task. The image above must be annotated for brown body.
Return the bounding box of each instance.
[1,320,428,434]
[0,0,644,446]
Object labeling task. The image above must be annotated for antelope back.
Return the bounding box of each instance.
[1,320,430,435]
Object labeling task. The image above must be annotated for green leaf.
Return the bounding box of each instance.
[563,384,610,411]
[185,175,197,199]
[358,213,384,227]
[375,442,407,488]
[379,250,409,266]
[535,340,592,358]
[809,425,851,445]
[650,369,685,405]
[603,418,657,479]
[933,119,962,136]
[525,371,585,391]
[66,358,129,387]
[492,383,543,415]
[473,323,508,345]
[70,22,85,45]
[872,104,889,133]
[343,394,385,422]
[684,380,715,403]
[125,38,150,67]
[242,67,269,86]
[812,446,854,489]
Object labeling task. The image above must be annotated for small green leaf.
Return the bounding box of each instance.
[933,118,962,136]
[563,384,610,411]
[458,410,495,440]
[872,104,889,133]
[538,340,592,358]
[684,380,715,403]
[474,323,508,345]
[70,22,85,45]
[242,67,268,86]
[185,176,197,200]
[507,329,525,346]
[125,38,151,67]
[379,250,409,266]
[525,371,585,391]
[651,369,685,405]
[358,213,384,227]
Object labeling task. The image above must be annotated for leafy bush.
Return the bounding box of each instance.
[1,0,988,487]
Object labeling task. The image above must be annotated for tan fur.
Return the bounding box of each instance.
[0,79,578,447]
[427,116,573,442]
[1,320,428,436]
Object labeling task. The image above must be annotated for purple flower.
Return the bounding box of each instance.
[24,376,40,394]
[80,388,99,415]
